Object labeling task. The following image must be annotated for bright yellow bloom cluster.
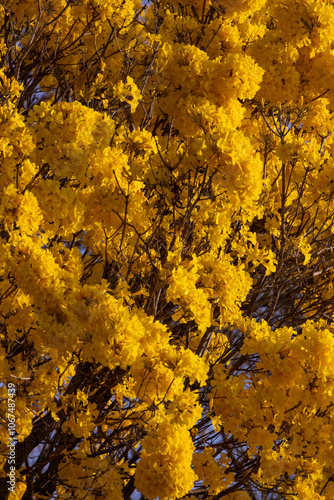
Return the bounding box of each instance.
[135,418,197,500]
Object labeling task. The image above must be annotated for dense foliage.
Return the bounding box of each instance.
[1,0,334,499]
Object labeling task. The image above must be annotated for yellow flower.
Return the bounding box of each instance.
[135,420,197,500]
[114,76,142,113]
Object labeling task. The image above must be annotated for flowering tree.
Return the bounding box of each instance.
[1,0,334,499]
